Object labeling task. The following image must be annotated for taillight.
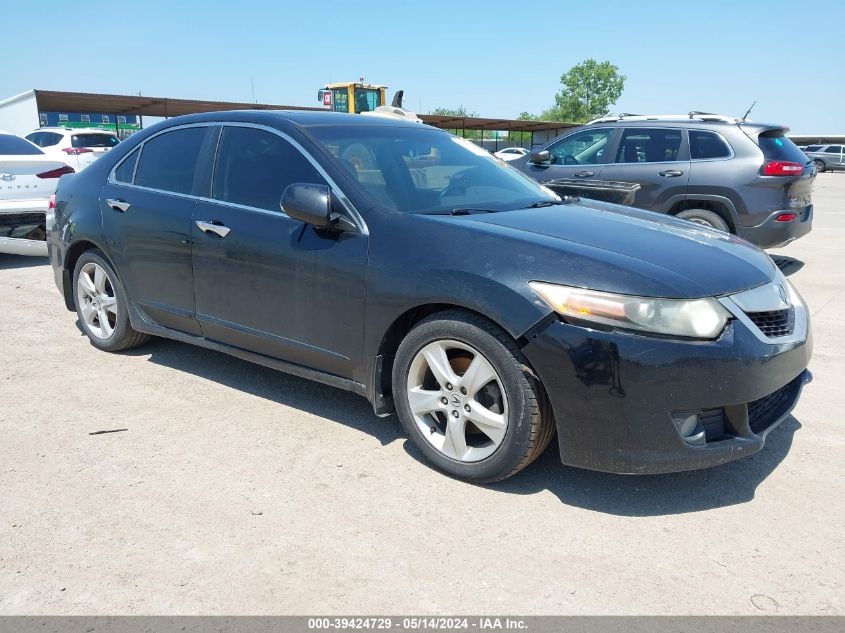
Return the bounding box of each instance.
[49,194,56,210]
[62,147,94,155]
[763,161,804,176]
[776,213,798,222]
[36,165,75,179]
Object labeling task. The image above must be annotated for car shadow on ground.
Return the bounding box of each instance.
[0,254,48,270]
[103,333,799,517]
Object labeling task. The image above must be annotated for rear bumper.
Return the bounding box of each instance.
[522,316,812,475]
[740,205,813,249]
[0,201,49,256]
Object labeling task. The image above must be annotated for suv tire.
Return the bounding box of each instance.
[392,310,555,483]
[73,250,151,352]
[813,159,826,173]
[676,209,730,232]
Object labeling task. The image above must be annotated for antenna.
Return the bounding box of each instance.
[742,100,756,122]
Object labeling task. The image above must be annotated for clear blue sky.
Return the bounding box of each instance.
[2,0,841,133]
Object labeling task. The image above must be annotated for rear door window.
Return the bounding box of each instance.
[134,127,207,194]
[72,133,119,148]
[113,147,140,184]
[547,128,613,165]
[756,130,808,162]
[212,126,326,212]
[825,145,843,154]
[0,134,43,155]
[689,130,732,160]
[616,128,682,163]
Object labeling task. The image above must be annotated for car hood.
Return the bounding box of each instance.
[423,200,777,299]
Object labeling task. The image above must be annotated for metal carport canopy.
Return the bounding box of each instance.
[31,89,576,133]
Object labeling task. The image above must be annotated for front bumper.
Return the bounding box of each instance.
[522,313,812,475]
[740,205,813,249]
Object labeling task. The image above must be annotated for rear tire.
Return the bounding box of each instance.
[676,208,730,232]
[392,310,555,483]
[73,250,150,352]
[813,159,825,174]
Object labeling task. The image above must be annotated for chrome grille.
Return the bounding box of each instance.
[746,307,795,338]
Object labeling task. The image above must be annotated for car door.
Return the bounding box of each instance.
[100,125,215,336]
[825,145,845,170]
[190,124,368,379]
[599,127,690,211]
[523,127,616,184]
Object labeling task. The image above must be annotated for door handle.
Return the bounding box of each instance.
[658,170,685,177]
[195,220,231,238]
[106,198,130,213]
[574,171,594,178]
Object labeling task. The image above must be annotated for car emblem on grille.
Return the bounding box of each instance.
[0,173,15,182]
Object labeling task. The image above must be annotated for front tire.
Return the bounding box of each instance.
[73,250,150,352]
[676,208,730,232]
[392,310,555,483]
[813,159,825,173]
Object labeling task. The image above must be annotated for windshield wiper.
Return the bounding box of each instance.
[525,198,574,208]
[425,208,498,216]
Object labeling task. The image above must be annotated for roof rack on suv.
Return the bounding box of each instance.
[586,112,744,125]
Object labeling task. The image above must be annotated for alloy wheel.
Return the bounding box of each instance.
[76,261,118,340]
[406,339,509,462]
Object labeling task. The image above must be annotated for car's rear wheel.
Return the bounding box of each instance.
[73,250,150,352]
[392,310,555,483]
[676,208,729,232]
[814,159,825,173]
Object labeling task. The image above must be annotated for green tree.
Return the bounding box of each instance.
[548,59,626,123]
[428,105,482,139]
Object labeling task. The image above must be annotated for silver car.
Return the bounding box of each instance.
[805,144,845,172]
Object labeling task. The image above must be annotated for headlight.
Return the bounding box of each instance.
[529,281,731,339]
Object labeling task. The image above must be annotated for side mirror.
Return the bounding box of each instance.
[529,150,551,165]
[280,183,333,227]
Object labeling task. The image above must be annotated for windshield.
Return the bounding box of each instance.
[0,134,44,155]
[309,125,558,214]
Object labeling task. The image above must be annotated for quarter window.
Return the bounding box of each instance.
[547,128,613,165]
[212,126,326,212]
[689,130,731,160]
[617,128,682,163]
[113,148,140,184]
[134,127,207,194]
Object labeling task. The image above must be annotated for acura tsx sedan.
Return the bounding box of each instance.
[48,110,812,482]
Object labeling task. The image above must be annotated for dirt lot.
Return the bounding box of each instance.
[1,175,843,615]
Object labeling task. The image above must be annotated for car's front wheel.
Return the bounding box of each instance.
[813,159,826,173]
[73,250,150,352]
[392,310,555,483]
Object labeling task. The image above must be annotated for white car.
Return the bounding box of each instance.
[0,132,74,256]
[25,127,119,172]
[493,146,530,161]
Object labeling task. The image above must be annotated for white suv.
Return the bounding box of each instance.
[25,127,120,171]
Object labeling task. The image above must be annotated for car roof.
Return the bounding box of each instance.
[157,109,433,130]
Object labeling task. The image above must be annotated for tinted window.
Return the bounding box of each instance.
[72,133,119,148]
[0,134,43,155]
[310,125,557,214]
[805,145,823,152]
[689,130,731,160]
[825,145,843,154]
[548,128,613,165]
[616,128,682,163]
[756,130,808,162]
[134,127,207,194]
[212,126,326,212]
[113,147,140,184]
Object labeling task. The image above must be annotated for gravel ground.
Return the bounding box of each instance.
[0,174,843,615]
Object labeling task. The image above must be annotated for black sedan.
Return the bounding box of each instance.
[48,111,812,482]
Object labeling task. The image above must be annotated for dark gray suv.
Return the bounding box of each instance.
[515,114,814,249]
